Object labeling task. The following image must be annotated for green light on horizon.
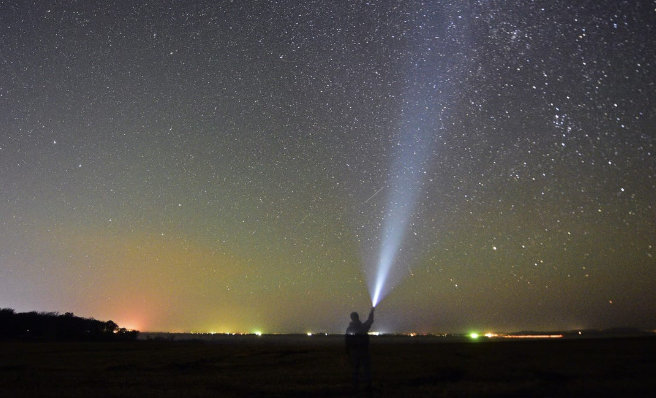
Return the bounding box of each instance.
[469,332,480,339]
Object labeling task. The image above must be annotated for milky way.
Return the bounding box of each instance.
[1,1,654,333]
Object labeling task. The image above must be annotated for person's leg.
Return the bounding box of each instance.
[351,352,361,389]
[362,353,372,390]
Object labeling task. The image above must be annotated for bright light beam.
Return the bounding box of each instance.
[365,4,462,307]
[370,120,431,307]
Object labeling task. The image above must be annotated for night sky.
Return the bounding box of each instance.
[1,1,655,334]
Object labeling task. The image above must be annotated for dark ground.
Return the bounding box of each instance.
[1,336,655,397]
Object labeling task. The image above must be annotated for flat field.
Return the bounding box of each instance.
[1,336,655,397]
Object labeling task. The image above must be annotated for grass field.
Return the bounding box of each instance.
[1,336,655,397]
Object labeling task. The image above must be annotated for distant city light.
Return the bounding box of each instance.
[467,331,563,340]
[501,334,563,339]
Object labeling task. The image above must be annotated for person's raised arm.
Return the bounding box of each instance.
[363,307,375,329]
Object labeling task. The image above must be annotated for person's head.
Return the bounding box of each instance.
[350,312,360,322]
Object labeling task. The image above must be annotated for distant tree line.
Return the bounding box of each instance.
[0,308,138,341]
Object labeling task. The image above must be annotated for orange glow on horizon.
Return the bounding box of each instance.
[116,321,141,331]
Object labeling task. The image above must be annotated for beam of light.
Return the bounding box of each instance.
[371,136,429,307]
[366,4,463,307]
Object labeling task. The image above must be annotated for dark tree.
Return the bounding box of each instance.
[0,308,139,341]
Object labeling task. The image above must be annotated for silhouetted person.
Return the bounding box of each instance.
[345,307,375,391]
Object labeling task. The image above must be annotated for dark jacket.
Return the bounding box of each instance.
[345,309,374,351]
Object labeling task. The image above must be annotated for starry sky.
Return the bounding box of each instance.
[1,0,655,334]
